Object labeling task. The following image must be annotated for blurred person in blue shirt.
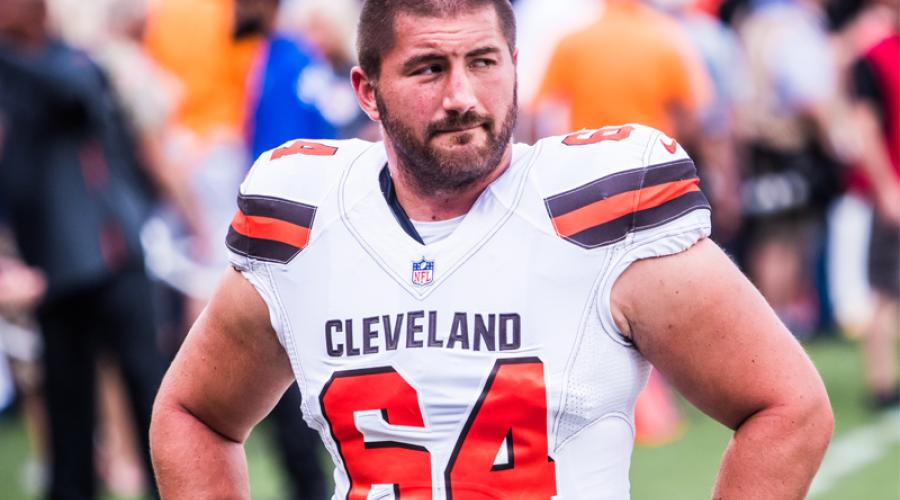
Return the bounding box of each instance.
[240,0,337,164]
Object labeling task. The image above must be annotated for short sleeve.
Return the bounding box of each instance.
[224,158,290,349]
[597,130,713,342]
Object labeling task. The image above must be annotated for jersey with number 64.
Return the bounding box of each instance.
[226,124,711,499]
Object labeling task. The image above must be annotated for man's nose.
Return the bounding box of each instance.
[442,66,478,114]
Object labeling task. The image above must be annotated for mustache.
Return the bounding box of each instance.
[426,111,493,140]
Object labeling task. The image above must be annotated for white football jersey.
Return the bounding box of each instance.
[227,124,711,500]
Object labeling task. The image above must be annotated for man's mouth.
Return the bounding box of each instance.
[433,124,485,136]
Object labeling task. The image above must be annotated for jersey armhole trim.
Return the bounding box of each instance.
[259,260,316,421]
[592,127,662,347]
[596,221,711,348]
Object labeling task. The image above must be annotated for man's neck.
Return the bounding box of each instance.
[387,145,513,222]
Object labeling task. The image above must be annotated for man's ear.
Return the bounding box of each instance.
[351,66,381,122]
[512,47,518,66]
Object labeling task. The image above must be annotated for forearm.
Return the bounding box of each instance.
[713,402,833,499]
[150,399,251,499]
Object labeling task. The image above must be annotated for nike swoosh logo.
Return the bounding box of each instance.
[661,138,678,154]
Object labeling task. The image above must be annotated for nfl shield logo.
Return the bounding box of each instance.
[411,258,435,286]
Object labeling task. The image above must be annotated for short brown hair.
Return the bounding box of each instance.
[357,0,516,80]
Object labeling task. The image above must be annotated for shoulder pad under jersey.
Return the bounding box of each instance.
[226,138,375,264]
[533,124,710,249]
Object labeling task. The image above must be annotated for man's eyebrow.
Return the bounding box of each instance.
[466,46,502,58]
[400,46,503,74]
[401,53,447,73]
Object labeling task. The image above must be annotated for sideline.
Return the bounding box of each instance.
[808,408,900,498]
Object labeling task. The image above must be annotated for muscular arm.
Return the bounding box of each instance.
[150,268,295,499]
[612,238,833,499]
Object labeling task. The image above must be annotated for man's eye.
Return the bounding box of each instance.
[471,59,496,68]
[415,65,443,76]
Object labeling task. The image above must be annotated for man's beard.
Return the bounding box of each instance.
[376,87,518,197]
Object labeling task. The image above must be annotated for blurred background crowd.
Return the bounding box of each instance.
[0,0,896,498]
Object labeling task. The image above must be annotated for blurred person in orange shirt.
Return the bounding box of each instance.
[511,0,600,142]
[532,0,712,140]
[143,0,260,321]
[145,0,259,138]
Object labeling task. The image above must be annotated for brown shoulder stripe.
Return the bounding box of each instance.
[545,159,709,248]
[226,194,317,264]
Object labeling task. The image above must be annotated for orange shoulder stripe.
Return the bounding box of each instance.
[552,178,700,238]
[230,211,311,250]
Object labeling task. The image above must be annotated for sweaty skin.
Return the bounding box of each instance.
[150,6,833,499]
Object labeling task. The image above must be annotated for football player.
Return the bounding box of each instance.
[150,1,833,498]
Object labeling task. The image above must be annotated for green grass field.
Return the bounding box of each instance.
[0,337,897,499]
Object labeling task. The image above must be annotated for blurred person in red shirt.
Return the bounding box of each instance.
[846,0,900,408]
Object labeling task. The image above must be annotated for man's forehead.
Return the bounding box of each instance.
[390,7,507,54]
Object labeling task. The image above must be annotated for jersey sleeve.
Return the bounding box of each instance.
[598,129,712,342]
[533,124,713,343]
[225,138,358,348]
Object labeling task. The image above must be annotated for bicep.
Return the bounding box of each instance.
[612,239,823,429]
[158,267,295,443]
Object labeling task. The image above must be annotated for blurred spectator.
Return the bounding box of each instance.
[533,0,712,140]
[846,0,899,408]
[825,0,894,337]
[143,0,255,315]
[515,0,603,116]
[514,0,599,106]
[735,0,853,336]
[144,0,258,139]
[650,0,749,244]
[0,0,165,498]
[513,0,599,142]
[279,0,376,139]
[78,3,191,494]
[233,1,330,497]
[97,0,202,240]
[243,0,336,161]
